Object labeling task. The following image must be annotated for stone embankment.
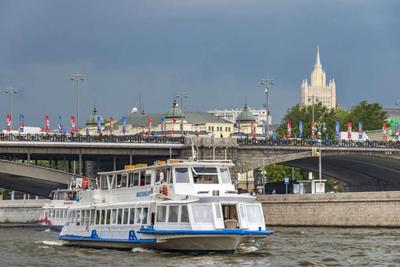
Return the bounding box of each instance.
[0,199,48,223]
[259,191,400,227]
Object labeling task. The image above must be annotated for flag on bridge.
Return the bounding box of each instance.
[58,116,63,134]
[299,120,303,138]
[147,115,152,135]
[347,121,352,140]
[395,125,399,141]
[383,123,387,141]
[287,120,292,138]
[19,114,24,133]
[109,116,114,135]
[335,121,340,140]
[122,115,127,134]
[45,115,50,134]
[97,115,102,135]
[6,114,12,132]
[70,115,76,134]
[358,120,363,140]
[160,116,165,136]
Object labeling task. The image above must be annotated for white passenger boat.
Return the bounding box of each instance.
[59,159,272,253]
[37,177,91,231]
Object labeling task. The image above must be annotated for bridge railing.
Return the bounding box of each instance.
[0,133,185,144]
[236,137,400,149]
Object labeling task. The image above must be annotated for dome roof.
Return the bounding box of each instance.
[236,104,255,122]
[86,107,103,126]
[165,99,184,119]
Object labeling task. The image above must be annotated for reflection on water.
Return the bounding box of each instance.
[1,227,400,266]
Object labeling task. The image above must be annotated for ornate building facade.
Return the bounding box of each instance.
[301,47,336,109]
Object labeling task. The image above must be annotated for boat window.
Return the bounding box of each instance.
[100,210,105,225]
[129,208,135,224]
[145,172,152,186]
[192,205,213,224]
[246,205,263,224]
[136,208,142,224]
[90,210,95,225]
[192,167,219,184]
[168,206,179,223]
[117,208,123,224]
[175,168,190,183]
[133,173,140,186]
[111,209,117,224]
[180,206,189,223]
[142,207,148,224]
[123,208,129,224]
[96,210,101,225]
[76,211,81,225]
[116,174,122,188]
[239,205,247,220]
[106,210,111,225]
[214,204,222,219]
[220,168,231,184]
[156,206,167,223]
[140,172,145,186]
[155,169,161,183]
[121,174,128,188]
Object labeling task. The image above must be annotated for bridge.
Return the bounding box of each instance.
[0,160,81,198]
[0,135,400,195]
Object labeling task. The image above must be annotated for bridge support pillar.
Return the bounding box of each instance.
[113,156,117,171]
[79,154,83,175]
[129,154,133,165]
[27,153,31,164]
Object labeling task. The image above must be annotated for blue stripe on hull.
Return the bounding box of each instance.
[137,228,273,236]
[59,235,156,244]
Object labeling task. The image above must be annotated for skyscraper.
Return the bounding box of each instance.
[300,46,336,109]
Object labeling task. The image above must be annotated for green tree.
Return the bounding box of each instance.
[276,103,348,139]
[261,164,303,183]
[347,101,387,131]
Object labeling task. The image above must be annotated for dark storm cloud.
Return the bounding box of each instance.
[0,0,399,126]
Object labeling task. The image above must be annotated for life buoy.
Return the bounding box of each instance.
[161,185,168,196]
[82,177,89,189]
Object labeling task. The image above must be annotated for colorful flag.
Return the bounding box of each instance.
[160,116,165,135]
[299,120,303,138]
[122,115,127,134]
[147,115,152,134]
[335,121,340,140]
[358,120,363,140]
[395,125,399,141]
[70,115,76,134]
[109,116,114,135]
[19,114,24,133]
[383,123,387,141]
[97,116,102,134]
[45,115,50,134]
[58,116,63,133]
[347,121,352,140]
[287,120,292,138]
[6,114,12,132]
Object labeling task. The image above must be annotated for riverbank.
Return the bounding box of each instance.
[0,199,48,223]
[259,191,400,227]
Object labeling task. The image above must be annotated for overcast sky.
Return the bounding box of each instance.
[0,0,399,127]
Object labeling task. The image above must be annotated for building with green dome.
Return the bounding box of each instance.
[236,104,258,135]
[81,107,104,135]
[111,99,234,137]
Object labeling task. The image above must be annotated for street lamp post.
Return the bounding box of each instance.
[71,72,85,130]
[308,96,319,137]
[4,86,18,128]
[315,121,327,181]
[175,92,188,137]
[260,79,275,139]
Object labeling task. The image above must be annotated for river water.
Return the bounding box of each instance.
[1,226,400,267]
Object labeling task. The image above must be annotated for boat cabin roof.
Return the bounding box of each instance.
[98,159,234,175]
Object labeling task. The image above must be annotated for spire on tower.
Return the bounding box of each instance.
[315,45,321,67]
